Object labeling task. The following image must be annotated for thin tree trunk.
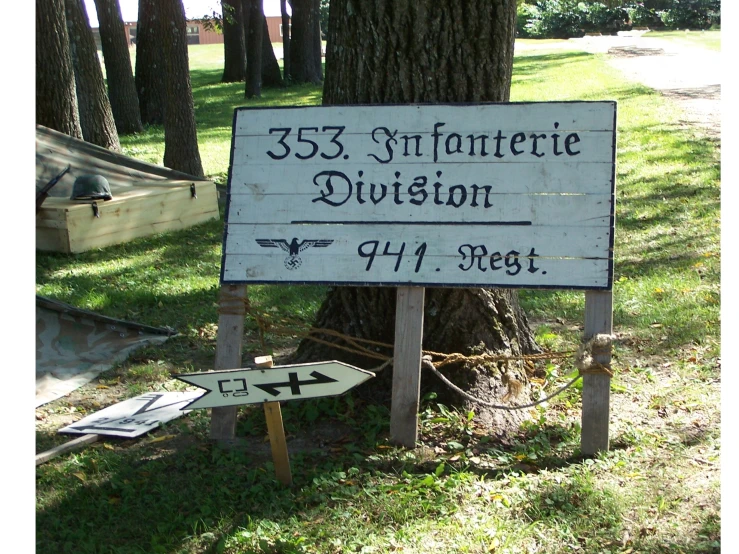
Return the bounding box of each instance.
[159,0,204,177]
[65,0,120,151]
[93,0,143,134]
[312,0,323,79]
[281,0,291,80]
[244,0,264,98]
[289,0,322,84]
[221,0,246,82]
[292,0,533,430]
[36,0,83,139]
[261,14,283,87]
[135,0,166,125]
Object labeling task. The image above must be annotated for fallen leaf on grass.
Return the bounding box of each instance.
[73,472,86,482]
[149,434,176,444]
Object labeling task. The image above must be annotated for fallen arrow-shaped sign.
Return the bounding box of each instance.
[174,360,374,410]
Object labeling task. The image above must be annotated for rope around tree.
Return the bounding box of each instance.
[218,289,614,411]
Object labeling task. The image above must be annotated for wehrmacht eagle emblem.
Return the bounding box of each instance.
[255,238,334,270]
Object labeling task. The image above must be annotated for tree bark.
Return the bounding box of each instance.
[292,0,535,430]
[36,0,83,139]
[243,0,264,98]
[221,0,246,82]
[289,0,322,84]
[93,0,143,134]
[159,0,204,177]
[261,15,284,87]
[280,0,291,80]
[64,0,120,151]
[135,0,166,125]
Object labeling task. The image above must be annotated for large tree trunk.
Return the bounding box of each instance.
[135,0,166,125]
[243,0,264,98]
[64,0,120,151]
[93,0,143,134]
[292,0,535,430]
[288,0,322,84]
[261,15,284,87]
[159,0,204,177]
[36,0,83,139]
[221,0,246,82]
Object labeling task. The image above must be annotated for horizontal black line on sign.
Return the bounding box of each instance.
[289,220,533,226]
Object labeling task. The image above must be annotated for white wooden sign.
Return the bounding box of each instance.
[175,361,374,410]
[221,102,616,290]
[59,391,201,438]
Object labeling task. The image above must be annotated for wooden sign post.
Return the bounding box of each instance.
[218,102,617,453]
[210,284,247,440]
[390,287,425,447]
[178,357,373,483]
[581,291,613,455]
[255,356,292,486]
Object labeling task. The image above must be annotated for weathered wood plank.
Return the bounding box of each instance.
[233,102,617,137]
[390,286,425,448]
[230,160,614,196]
[35,434,99,466]
[210,284,248,441]
[224,223,612,257]
[225,191,612,226]
[581,290,613,455]
[221,247,611,290]
[232,130,615,165]
[256,356,292,486]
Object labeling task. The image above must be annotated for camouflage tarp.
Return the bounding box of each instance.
[36,124,209,198]
[36,296,176,407]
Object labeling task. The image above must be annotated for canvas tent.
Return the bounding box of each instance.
[36,125,219,253]
[36,296,176,407]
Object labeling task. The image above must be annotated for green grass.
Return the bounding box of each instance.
[36,37,721,554]
[122,44,323,182]
[642,29,721,51]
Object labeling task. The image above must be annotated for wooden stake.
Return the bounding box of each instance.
[35,434,99,466]
[256,356,292,486]
[390,286,425,448]
[210,284,247,440]
[581,290,613,455]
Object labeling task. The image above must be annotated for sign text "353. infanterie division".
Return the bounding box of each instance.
[221,102,616,290]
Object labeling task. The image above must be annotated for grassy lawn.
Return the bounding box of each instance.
[642,29,721,51]
[35,38,721,554]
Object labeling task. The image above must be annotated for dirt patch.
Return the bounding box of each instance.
[519,34,722,140]
[607,46,665,57]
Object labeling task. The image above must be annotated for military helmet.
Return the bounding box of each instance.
[71,175,113,201]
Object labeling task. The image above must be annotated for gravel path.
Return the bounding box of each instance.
[518,33,722,138]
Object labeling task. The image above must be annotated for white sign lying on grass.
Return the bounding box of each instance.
[221,102,617,290]
[59,391,201,438]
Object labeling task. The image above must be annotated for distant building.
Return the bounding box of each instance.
[91,17,288,49]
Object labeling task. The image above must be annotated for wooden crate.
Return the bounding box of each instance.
[36,180,219,254]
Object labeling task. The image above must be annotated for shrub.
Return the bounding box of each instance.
[516,0,586,39]
[582,3,631,34]
[625,3,665,28]
[517,1,629,39]
[516,1,721,38]
[517,3,543,38]
[659,0,720,30]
